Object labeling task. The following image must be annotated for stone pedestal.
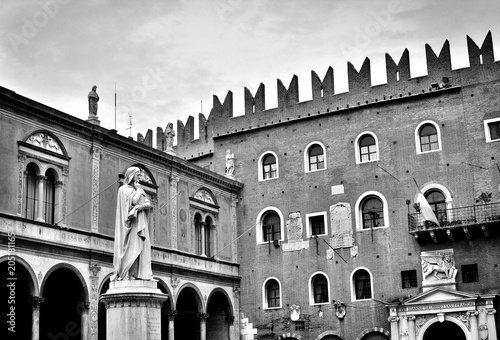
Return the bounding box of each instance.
[87,116,101,125]
[165,147,177,156]
[100,280,168,340]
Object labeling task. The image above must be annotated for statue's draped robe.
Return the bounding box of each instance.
[112,184,152,280]
[88,90,99,116]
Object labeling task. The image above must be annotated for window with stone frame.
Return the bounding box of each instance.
[311,274,329,304]
[484,117,500,142]
[262,211,281,242]
[361,196,384,229]
[401,270,418,288]
[265,279,280,308]
[359,135,378,162]
[353,269,372,300]
[461,264,479,283]
[419,124,439,152]
[262,154,277,179]
[309,215,325,236]
[308,144,325,171]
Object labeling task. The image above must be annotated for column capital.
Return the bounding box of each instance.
[486,309,496,315]
[406,315,416,321]
[197,312,209,321]
[166,309,178,321]
[31,296,44,309]
[226,315,235,324]
[388,316,399,323]
[89,263,101,277]
[467,310,479,317]
[78,301,91,312]
[36,175,47,180]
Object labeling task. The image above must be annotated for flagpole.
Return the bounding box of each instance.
[412,177,421,192]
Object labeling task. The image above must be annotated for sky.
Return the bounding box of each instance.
[1,0,500,145]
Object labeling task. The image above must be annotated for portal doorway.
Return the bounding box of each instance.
[423,320,466,340]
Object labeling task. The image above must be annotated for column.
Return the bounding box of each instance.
[198,313,209,340]
[35,175,46,222]
[226,315,235,340]
[54,180,64,225]
[407,315,416,340]
[388,316,400,340]
[166,310,177,340]
[79,302,90,340]
[31,296,43,340]
[230,194,238,262]
[487,309,497,340]
[468,311,479,340]
[17,154,26,216]
[88,263,101,340]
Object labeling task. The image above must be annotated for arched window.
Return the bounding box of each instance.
[425,189,447,224]
[415,121,441,154]
[419,124,438,152]
[262,211,281,242]
[308,144,325,171]
[361,196,384,229]
[311,273,329,304]
[262,154,277,179]
[352,268,372,300]
[204,216,212,257]
[355,132,379,164]
[43,169,56,225]
[194,214,203,255]
[24,163,38,220]
[263,278,281,309]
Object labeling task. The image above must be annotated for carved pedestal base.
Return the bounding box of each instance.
[165,147,177,156]
[100,280,168,340]
[87,116,101,125]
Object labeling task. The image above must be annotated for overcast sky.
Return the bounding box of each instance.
[1,0,499,144]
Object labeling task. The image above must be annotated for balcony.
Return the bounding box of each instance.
[408,202,500,244]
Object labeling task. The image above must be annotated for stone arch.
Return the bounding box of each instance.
[175,283,205,340]
[24,129,68,156]
[40,262,89,302]
[355,327,391,340]
[175,282,205,312]
[417,315,470,340]
[193,186,218,206]
[315,330,344,340]
[127,163,157,186]
[0,254,39,295]
[277,333,302,339]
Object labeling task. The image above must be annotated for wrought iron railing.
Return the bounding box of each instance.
[408,202,500,233]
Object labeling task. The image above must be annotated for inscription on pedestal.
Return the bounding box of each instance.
[147,312,161,338]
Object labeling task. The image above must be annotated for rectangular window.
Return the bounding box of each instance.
[360,145,377,162]
[401,270,418,288]
[264,164,277,179]
[462,264,479,283]
[310,215,325,236]
[484,118,500,142]
[294,321,305,331]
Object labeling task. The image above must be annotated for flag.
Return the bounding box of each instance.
[416,193,440,227]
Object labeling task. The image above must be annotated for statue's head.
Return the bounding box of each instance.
[124,166,141,185]
[92,85,97,91]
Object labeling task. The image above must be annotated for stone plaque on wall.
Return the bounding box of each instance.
[286,212,303,241]
[329,203,353,249]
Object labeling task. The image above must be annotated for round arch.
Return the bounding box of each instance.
[206,287,234,316]
[308,271,331,306]
[192,186,218,206]
[255,206,285,244]
[40,262,89,302]
[415,120,442,154]
[175,282,205,312]
[417,316,470,340]
[354,191,390,231]
[0,255,39,296]
[350,267,374,302]
[24,129,69,156]
[417,183,453,211]
[315,330,344,340]
[277,334,302,339]
[304,141,328,173]
[258,150,280,181]
[354,327,391,340]
[262,276,282,309]
[126,163,157,186]
[354,131,380,164]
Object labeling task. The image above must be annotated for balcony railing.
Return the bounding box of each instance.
[408,202,500,241]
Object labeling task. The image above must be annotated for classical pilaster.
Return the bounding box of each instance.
[226,315,235,340]
[230,194,238,262]
[31,296,44,340]
[388,316,400,340]
[486,309,497,340]
[468,311,479,340]
[90,146,101,232]
[88,263,101,340]
[60,166,69,226]
[406,315,416,340]
[170,176,180,250]
[17,154,26,216]
[198,313,209,340]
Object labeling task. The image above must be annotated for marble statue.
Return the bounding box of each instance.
[88,85,99,116]
[165,123,175,150]
[225,149,234,176]
[111,166,154,281]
